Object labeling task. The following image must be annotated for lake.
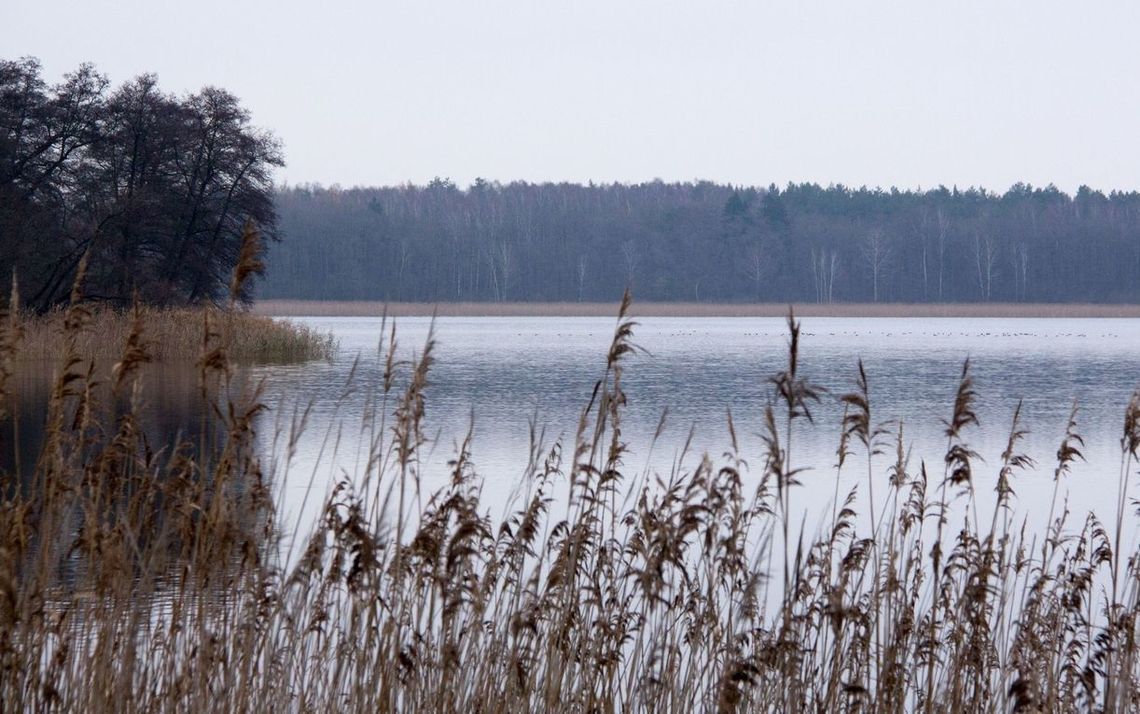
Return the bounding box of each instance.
[247,315,1140,554]
[7,311,1139,710]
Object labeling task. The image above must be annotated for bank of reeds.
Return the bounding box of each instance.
[3,260,1140,711]
[19,305,335,364]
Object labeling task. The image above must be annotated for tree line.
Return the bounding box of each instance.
[264,179,1140,304]
[0,58,281,311]
[9,56,1139,307]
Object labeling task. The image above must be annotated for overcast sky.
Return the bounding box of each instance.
[5,1,1139,192]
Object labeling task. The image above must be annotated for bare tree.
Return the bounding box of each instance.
[1010,242,1029,301]
[936,208,950,301]
[445,214,464,300]
[393,239,412,298]
[576,254,587,302]
[860,228,892,302]
[620,239,638,287]
[810,247,839,303]
[485,239,513,301]
[746,240,768,301]
[973,231,998,301]
[914,210,930,300]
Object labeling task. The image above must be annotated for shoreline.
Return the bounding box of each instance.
[254,300,1140,318]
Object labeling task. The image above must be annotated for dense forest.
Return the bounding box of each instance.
[265,180,1140,304]
[0,58,280,311]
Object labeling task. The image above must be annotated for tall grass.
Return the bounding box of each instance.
[19,306,335,364]
[3,261,1140,710]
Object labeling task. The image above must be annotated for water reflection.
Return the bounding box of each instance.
[1,363,237,485]
[2,360,270,593]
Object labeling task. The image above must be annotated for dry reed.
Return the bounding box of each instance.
[18,306,336,364]
[3,272,1140,712]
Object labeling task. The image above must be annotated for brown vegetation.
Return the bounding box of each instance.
[19,306,335,363]
[4,271,1140,711]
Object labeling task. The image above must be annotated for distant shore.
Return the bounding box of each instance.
[255,300,1140,318]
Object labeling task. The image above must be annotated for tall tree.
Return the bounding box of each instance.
[860,228,892,303]
[0,58,282,310]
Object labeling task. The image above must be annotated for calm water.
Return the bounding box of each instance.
[249,315,1140,547]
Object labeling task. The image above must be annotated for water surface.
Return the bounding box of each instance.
[251,316,1140,546]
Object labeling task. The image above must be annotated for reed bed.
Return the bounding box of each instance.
[19,306,336,364]
[4,263,1140,711]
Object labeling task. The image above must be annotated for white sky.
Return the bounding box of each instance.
[5,1,1140,192]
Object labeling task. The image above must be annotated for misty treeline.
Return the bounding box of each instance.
[265,179,1140,304]
[0,58,280,311]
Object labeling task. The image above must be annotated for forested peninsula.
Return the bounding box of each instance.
[0,58,280,312]
[266,180,1140,305]
[0,58,333,361]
